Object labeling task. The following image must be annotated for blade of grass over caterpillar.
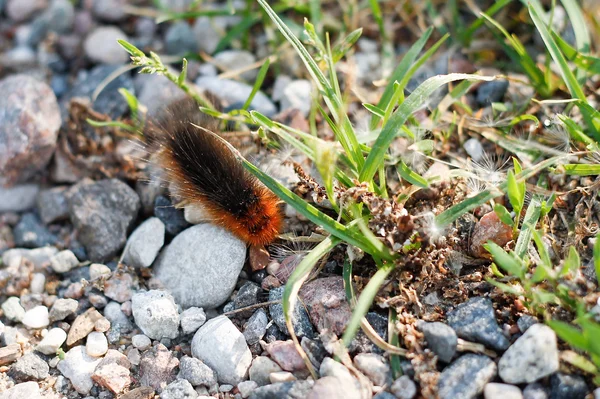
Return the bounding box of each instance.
[360,74,497,183]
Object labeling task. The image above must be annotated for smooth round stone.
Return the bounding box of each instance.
[131,334,151,351]
[83,26,129,65]
[122,217,165,268]
[86,332,108,357]
[131,290,180,340]
[22,306,50,329]
[36,327,67,355]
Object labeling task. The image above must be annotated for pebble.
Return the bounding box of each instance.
[67,308,104,345]
[438,354,497,399]
[191,316,252,385]
[349,312,388,354]
[103,301,134,336]
[132,334,152,351]
[50,250,80,273]
[238,380,258,398]
[180,307,207,335]
[104,272,134,303]
[137,76,188,118]
[196,76,277,117]
[49,298,78,321]
[0,184,40,213]
[93,355,132,394]
[498,324,558,384]
[22,306,50,329]
[0,75,61,185]
[13,213,58,248]
[192,16,221,54]
[123,217,165,268]
[523,383,549,399]
[0,381,41,399]
[243,308,268,345]
[484,383,524,399]
[89,263,112,280]
[57,346,102,394]
[464,138,484,162]
[374,392,396,399]
[213,50,257,81]
[0,344,22,366]
[91,0,126,21]
[470,211,513,259]
[300,276,351,336]
[86,331,108,357]
[29,273,45,294]
[2,297,25,322]
[269,286,314,338]
[10,352,49,381]
[68,179,140,262]
[132,290,180,340]
[447,297,509,351]
[269,371,296,383]
[249,356,283,387]
[265,340,306,373]
[251,381,313,399]
[83,26,130,64]
[27,0,75,46]
[154,224,246,309]
[161,379,198,398]
[418,321,457,363]
[2,246,57,269]
[36,186,69,224]
[36,327,67,355]
[153,196,191,236]
[165,21,198,55]
[353,353,390,387]
[65,64,136,119]
[233,282,261,316]
[6,0,47,22]
[178,356,217,387]
[517,315,538,333]
[139,343,179,390]
[549,373,589,399]
[319,357,363,396]
[280,80,312,116]
[477,80,509,106]
[390,375,417,399]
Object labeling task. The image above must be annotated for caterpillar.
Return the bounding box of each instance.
[148,97,283,246]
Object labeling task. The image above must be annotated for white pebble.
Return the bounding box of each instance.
[36,328,67,355]
[30,273,46,294]
[86,332,108,357]
[132,334,151,351]
[89,263,111,280]
[22,306,49,329]
[50,250,79,273]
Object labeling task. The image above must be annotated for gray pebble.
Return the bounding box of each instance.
[390,375,417,399]
[213,50,257,81]
[122,217,165,268]
[165,22,198,55]
[484,383,523,399]
[2,297,25,322]
[477,80,509,106]
[353,353,391,387]
[0,184,39,213]
[83,26,129,65]
[132,334,151,351]
[0,381,41,399]
[36,186,69,224]
[517,315,538,333]
[269,286,314,339]
[438,354,497,399]
[549,373,588,399]
[280,80,312,116]
[161,379,198,399]
[13,213,58,248]
[50,250,79,273]
[132,290,180,340]
[178,356,217,387]
[49,298,78,321]
[10,352,49,381]
[243,309,268,345]
[180,307,207,335]
[249,356,282,387]
[418,321,457,363]
[523,383,549,399]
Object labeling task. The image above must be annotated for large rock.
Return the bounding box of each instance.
[0,75,61,185]
[68,178,140,262]
[191,316,252,385]
[132,290,180,340]
[153,224,246,309]
[498,324,559,384]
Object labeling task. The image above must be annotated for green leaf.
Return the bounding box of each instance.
[494,204,514,227]
[363,103,385,118]
[177,58,188,87]
[484,241,524,279]
[117,39,145,58]
[563,164,600,176]
[118,88,139,120]
[332,28,362,63]
[548,320,589,351]
[243,58,271,111]
[515,194,543,258]
[86,118,136,133]
[486,278,524,296]
[506,170,525,215]
[397,161,429,188]
[532,229,552,270]
[436,189,497,227]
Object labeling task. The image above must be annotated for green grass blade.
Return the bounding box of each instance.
[563,164,600,176]
[514,195,543,258]
[361,74,496,183]
[484,242,525,279]
[462,0,511,45]
[243,58,271,111]
[397,161,429,188]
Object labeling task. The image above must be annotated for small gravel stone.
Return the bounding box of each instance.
[139,343,179,391]
[67,308,104,345]
[470,212,513,259]
[10,352,49,381]
[180,307,207,335]
[89,263,112,280]
[249,356,283,387]
[418,321,457,363]
[517,315,538,333]
[13,213,58,248]
[91,0,126,21]
[22,306,49,329]
[390,375,417,399]
[154,224,246,309]
[196,76,277,117]
[265,340,306,373]
[49,298,78,321]
[153,195,190,236]
[523,383,549,399]
[0,75,60,185]
[477,80,509,106]
[353,353,390,387]
[213,50,257,81]
[86,331,108,357]
[438,354,497,399]
[498,324,559,384]
[6,0,47,23]
[161,379,198,399]
[299,276,350,336]
[2,297,25,322]
[84,26,129,64]
[50,250,79,273]
[0,381,41,399]
[192,16,221,54]
[191,316,252,385]
[549,373,588,399]
[93,360,132,395]
[447,297,509,351]
[36,186,69,224]
[104,272,134,303]
[0,344,22,366]
[123,217,165,268]
[484,383,524,399]
[269,286,314,338]
[233,282,261,315]
[269,371,295,383]
[238,380,258,398]
[132,334,152,351]
[0,184,40,213]
[68,179,140,263]
[177,356,217,387]
[349,312,388,354]
[132,290,180,340]
[317,357,362,398]
[165,22,198,55]
[243,309,268,345]
[373,392,396,399]
[104,301,134,337]
[280,80,312,116]
[29,273,45,294]
[36,327,67,355]
[464,138,484,162]
[57,346,102,394]
[2,247,57,269]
